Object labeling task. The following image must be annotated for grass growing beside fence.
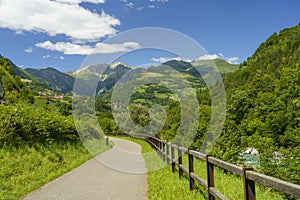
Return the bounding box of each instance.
[116,136,205,200]
[0,140,110,199]
[119,136,285,200]
[180,155,284,200]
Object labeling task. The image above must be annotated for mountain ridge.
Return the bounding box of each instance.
[1,54,238,94]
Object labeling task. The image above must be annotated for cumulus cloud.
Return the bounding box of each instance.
[151,57,192,63]
[226,57,239,64]
[197,53,240,64]
[36,41,140,55]
[53,0,105,4]
[197,54,219,60]
[0,0,119,41]
[59,56,65,60]
[24,47,33,53]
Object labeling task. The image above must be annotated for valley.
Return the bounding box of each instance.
[0,23,300,199]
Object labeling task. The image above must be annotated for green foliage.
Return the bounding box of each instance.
[98,115,121,135]
[159,101,181,140]
[0,103,78,145]
[211,23,300,186]
[33,96,72,116]
[129,103,151,126]
[0,58,34,104]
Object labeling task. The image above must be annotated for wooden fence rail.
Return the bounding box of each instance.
[121,134,300,200]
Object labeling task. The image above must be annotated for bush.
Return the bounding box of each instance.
[0,103,78,145]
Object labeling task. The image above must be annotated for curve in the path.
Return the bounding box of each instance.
[22,138,147,200]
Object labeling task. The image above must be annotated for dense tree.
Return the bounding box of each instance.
[210,23,300,185]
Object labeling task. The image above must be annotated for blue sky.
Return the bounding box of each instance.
[0,0,299,72]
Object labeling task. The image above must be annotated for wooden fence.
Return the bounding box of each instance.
[119,134,300,200]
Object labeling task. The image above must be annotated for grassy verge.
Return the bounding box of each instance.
[118,136,285,200]
[0,140,110,199]
[116,137,206,200]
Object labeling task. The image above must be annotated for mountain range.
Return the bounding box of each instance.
[0,54,238,94]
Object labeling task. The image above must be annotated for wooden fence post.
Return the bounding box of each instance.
[156,138,160,156]
[106,137,109,146]
[157,140,160,157]
[188,149,195,191]
[166,143,170,164]
[159,141,162,158]
[155,138,159,149]
[243,168,256,200]
[206,155,215,200]
[171,144,175,173]
[178,147,183,178]
[163,142,166,162]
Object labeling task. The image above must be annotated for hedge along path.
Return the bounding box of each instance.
[23,138,148,200]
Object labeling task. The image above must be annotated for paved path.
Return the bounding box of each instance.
[23,138,147,200]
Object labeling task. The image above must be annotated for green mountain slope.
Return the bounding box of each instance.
[0,56,75,94]
[0,54,30,79]
[0,57,34,103]
[25,67,75,93]
[212,23,300,185]
[74,62,134,92]
[225,23,300,91]
[192,58,239,74]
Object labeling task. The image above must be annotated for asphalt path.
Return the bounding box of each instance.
[22,138,147,200]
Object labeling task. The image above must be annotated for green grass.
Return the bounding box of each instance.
[116,136,206,200]
[118,136,286,200]
[180,156,285,200]
[33,96,61,111]
[0,140,110,200]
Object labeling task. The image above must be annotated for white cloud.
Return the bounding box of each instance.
[151,57,192,63]
[226,57,239,64]
[197,53,240,64]
[36,41,140,55]
[0,0,119,41]
[53,0,105,4]
[15,30,24,35]
[150,0,168,2]
[43,55,51,59]
[120,0,168,11]
[121,0,135,12]
[197,54,219,60]
[125,2,134,8]
[24,47,33,53]
[59,56,65,60]
[151,54,240,64]
[137,6,144,11]
[123,2,135,11]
